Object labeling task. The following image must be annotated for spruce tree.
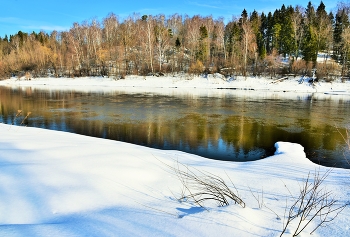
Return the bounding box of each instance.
[305,1,316,26]
[266,12,274,54]
[250,10,264,58]
[302,2,318,63]
[224,21,241,58]
[196,25,209,62]
[280,6,296,57]
[241,9,248,22]
[333,9,350,62]
[259,12,267,58]
[271,9,281,53]
[302,25,318,62]
[315,1,331,56]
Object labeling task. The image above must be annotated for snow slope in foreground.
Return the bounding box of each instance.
[0,123,349,237]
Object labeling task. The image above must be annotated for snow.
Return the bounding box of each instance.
[1,74,350,93]
[0,75,349,236]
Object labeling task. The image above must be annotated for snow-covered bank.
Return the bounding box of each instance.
[0,123,349,237]
[1,74,350,94]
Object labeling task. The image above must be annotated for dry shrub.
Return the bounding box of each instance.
[170,161,245,209]
[280,66,290,76]
[292,60,314,77]
[280,169,347,236]
[0,61,9,79]
[120,72,126,79]
[305,61,314,77]
[25,71,32,80]
[291,59,307,76]
[265,49,281,78]
[161,63,172,73]
[188,60,204,75]
[5,52,20,74]
[316,62,340,82]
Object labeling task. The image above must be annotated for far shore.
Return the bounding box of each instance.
[1,74,350,94]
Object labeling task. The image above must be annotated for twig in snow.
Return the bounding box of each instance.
[280,169,348,236]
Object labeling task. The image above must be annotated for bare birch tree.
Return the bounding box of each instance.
[142,15,155,73]
[291,6,305,60]
[241,19,257,76]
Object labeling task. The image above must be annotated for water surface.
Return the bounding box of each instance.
[1,86,349,168]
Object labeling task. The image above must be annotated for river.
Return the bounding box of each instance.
[1,85,349,168]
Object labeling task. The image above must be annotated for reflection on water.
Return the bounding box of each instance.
[0,86,349,168]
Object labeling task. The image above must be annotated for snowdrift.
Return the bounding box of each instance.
[0,123,348,237]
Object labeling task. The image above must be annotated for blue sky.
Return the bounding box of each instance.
[0,0,338,38]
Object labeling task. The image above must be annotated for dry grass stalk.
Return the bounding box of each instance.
[336,126,350,165]
[248,186,282,220]
[171,161,245,209]
[11,110,22,125]
[20,112,31,126]
[248,186,264,209]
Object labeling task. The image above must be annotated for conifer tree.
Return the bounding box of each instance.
[279,5,296,57]
[333,9,350,62]
[250,10,265,59]
[224,21,241,59]
[265,12,274,54]
[196,25,209,62]
[302,2,318,63]
[241,9,248,22]
[259,12,267,58]
[315,1,332,60]
[271,9,282,53]
[302,25,318,62]
[305,1,316,26]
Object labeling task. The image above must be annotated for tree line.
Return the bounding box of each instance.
[0,1,350,81]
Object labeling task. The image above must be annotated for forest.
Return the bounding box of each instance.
[0,1,349,81]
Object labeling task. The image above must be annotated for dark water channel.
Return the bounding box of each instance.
[1,85,350,168]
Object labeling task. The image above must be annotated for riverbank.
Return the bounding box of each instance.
[0,123,349,236]
[1,74,350,93]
